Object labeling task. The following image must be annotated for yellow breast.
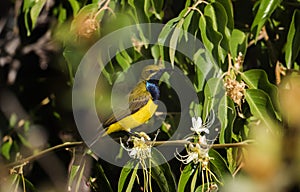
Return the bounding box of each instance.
[105,99,158,135]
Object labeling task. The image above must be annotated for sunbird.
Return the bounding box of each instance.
[101,64,168,136]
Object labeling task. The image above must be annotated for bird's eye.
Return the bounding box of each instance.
[148,70,154,73]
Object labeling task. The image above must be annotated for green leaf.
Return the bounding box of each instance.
[158,9,187,63]
[204,2,230,50]
[68,0,80,16]
[57,6,67,24]
[241,69,280,116]
[68,165,80,189]
[251,0,282,40]
[193,49,214,92]
[178,164,197,192]
[229,29,247,60]
[30,0,47,31]
[245,89,277,131]
[199,15,224,64]
[226,147,238,174]
[24,177,37,192]
[218,95,236,144]
[190,167,199,192]
[203,77,225,121]
[23,0,35,36]
[144,0,151,18]
[182,11,194,41]
[214,0,234,31]
[116,53,131,71]
[170,19,184,66]
[1,140,12,160]
[149,0,164,20]
[150,148,176,192]
[125,163,139,192]
[209,149,230,180]
[17,133,32,148]
[118,160,136,192]
[151,44,160,63]
[9,113,18,128]
[285,10,300,69]
[94,164,113,192]
[75,160,86,192]
[23,0,34,11]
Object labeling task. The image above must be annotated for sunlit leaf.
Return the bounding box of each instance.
[285,10,300,69]
[30,0,47,31]
[151,44,160,63]
[214,0,234,31]
[57,6,67,24]
[144,0,151,18]
[118,160,136,192]
[199,15,224,64]
[170,19,184,66]
[116,53,131,71]
[251,0,282,40]
[193,49,214,92]
[158,16,182,63]
[241,69,280,117]
[125,163,139,192]
[68,0,80,16]
[1,140,12,160]
[190,167,199,192]
[229,29,247,60]
[204,2,230,54]
[245,89,277,132]
[23,0,34,36]
[218,95,236,144]
[203,77,225,121]
[23,0,34,11]
[178,164,197,192]
[182,11,194,41]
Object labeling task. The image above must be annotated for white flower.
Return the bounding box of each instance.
[120,132,156,161]
[175,143,210,165]
[190,117,210,135]
[190,111,215,135]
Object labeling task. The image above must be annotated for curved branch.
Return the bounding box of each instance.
[2,141,84,169]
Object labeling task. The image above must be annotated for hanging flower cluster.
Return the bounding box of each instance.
[224,78,246,108]
[121,132,154,161]
[175,114,222,192]
[120,131,158,192]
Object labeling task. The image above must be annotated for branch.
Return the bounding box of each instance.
[2,141,83,169]
[3,139,254,170]
[149,139,254,148]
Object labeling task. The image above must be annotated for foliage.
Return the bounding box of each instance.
[0,0,300,191]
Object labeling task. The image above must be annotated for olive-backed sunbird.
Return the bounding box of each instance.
[101,64,168,136]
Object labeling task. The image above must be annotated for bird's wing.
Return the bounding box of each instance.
[102,109,132,128]
[103,81,152,128]
[128,81,152,113]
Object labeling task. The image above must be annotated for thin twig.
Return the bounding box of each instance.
[3,141,83,169]
[148,139,254,148]
[3,139,254,170]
